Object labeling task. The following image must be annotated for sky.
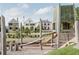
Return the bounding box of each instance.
[0,3,58,26]
[0,3,79,26]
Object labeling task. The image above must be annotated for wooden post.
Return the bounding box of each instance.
[15,43,19,51]
[20,23,23,44]
[51,33,54,47]
[73,4,79,43]
[40,19,43,50]
[56,4,60,48]
[51,13,54,47]
[75,21,79,43]
[1,15,6,55]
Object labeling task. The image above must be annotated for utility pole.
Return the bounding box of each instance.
[40,18,43,50]
[1,15,6,55]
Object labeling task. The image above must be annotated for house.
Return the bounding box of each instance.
[36,19,52,32]
[24,18,36,31]
[41,20,52,31]
[24,18,52,32]
[8,18,19,33]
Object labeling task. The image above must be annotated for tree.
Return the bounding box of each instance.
[21,26,25,33]
[24,27,31,36]
[30,26,34,32]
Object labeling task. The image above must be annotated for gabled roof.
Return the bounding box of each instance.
[24,18,36,25]
[9,18,18,23]
[41,20,51,23]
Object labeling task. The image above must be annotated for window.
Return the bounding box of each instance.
[44,27,46,30]
[31,24,35,26]
[16,27,18,30]
[9,23,12,25]
[9,27,12,29]
[48,23,49,25]
[26,24,29,26]
[44,23,46,25]
[48,27,50,30]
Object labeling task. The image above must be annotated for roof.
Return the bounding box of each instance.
[24,18,36,25]
[9,18,18,23]
[41,20,51,23]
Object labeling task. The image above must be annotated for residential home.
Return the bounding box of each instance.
[36,19,52,32]
[8,18,19,33]
[41,20,52,30]
[24,18,36,31]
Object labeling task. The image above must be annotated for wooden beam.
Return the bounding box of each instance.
[1,15,6,55]
[40,19,43,50]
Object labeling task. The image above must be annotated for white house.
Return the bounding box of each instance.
[24,18,36,31]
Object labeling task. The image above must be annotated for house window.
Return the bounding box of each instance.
[44,27,46,30]
[44,23,46,25]
[16,27,18,30]
[9,27,12,30]
[48,23,49,25]
[48,27,50,30]
[26,24,29,26]
[31,24,35,26]
[9,23,12,25]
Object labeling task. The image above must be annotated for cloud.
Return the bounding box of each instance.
[2,7,25,26]
[34,6,52,15]
[17,3,29,8]
[2,4,30,26]
[3,7,23,17]
[3,3,30,17]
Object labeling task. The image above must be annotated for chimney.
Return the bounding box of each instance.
[17,17,18,22]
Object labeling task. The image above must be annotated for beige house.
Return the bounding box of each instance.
[8,18,19,33]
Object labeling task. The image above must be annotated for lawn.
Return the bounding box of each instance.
[47,46,79,55]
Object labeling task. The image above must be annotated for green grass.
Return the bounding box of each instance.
[48,46,79,55]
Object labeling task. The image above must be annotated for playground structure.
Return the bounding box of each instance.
[0,4,79,55]
[5,32,57,51]
[0,15,58,54]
